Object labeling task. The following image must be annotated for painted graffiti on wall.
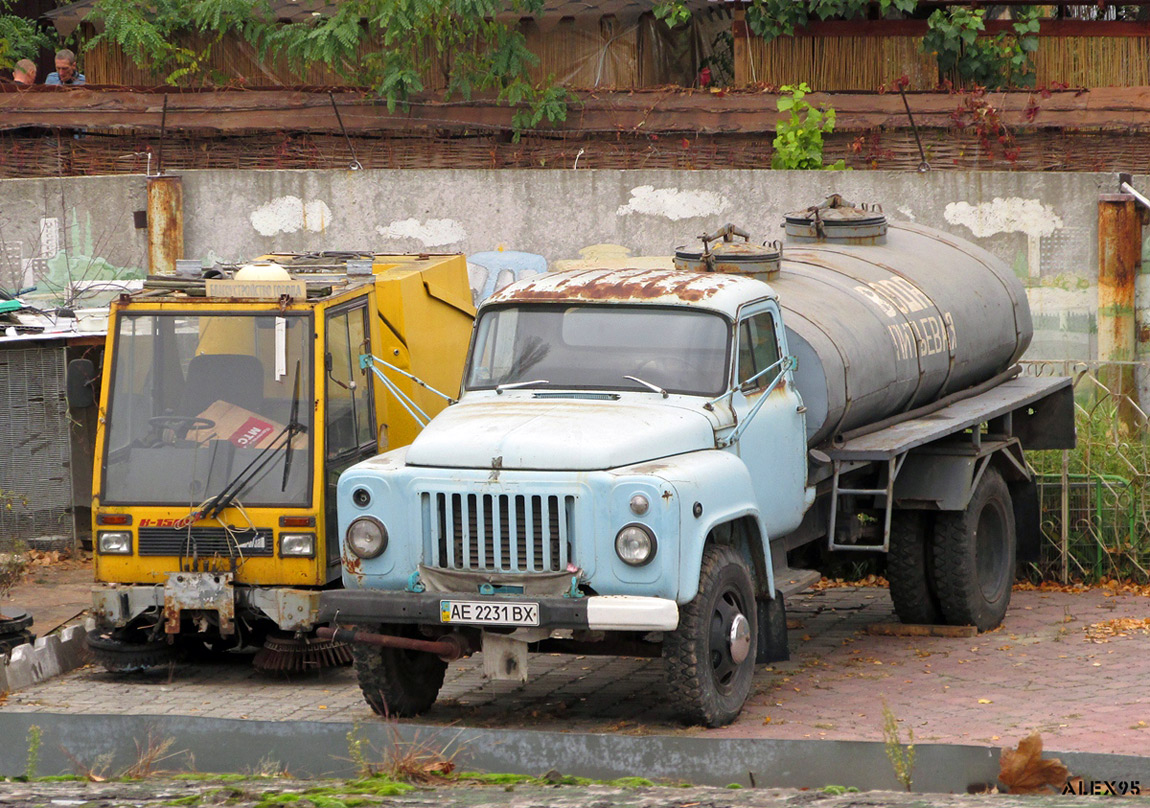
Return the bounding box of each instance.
[249,196,332,237]
[943,196,1091,359]
[0,208,143,306]
[378,217,467,247]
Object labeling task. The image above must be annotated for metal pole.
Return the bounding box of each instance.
[1097,193,1140,430]
[147,175,184,276]
[1061,448,1069,584]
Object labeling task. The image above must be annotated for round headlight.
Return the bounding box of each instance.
[615,524,656,566]
[347,516,387,559]
[352,487,371,507]
[629,493,649,515]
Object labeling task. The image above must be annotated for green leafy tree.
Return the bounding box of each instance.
[771,82,844,170]
[654,1,1039,89]
[923,6,1039,89]
[0,0,54,70]
[88,0,571,137]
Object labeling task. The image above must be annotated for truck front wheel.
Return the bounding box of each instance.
[663,544,757,727]
[931,467,1016,631]
[352,625,447,717]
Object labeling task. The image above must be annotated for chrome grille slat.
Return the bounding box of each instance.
[429,492,573,573]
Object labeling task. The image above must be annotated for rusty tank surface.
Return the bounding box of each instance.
[675,197,1033,446]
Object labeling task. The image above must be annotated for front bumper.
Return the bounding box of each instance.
[319,590,679,632]
[91,579,322,633]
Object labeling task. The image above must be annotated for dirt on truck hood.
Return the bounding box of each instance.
[404,396,716,471]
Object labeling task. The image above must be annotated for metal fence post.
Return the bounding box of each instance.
[1098,193,1140,430]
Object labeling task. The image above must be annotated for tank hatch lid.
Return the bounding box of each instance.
[785,194,887,240]
[674,223,781,279]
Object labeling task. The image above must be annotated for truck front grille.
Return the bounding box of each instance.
[137,527,274,557]
[425,492,574,573]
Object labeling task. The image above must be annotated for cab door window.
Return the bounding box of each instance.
[325,304,374,459]
[736,311,781,389]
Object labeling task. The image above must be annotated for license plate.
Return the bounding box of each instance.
[440,599,539,627]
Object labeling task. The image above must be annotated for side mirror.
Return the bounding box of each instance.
[66,358,97,408]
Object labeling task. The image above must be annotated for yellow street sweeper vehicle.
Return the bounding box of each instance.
[82,252,474,671]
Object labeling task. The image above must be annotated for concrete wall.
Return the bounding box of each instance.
[0,168,1135,361]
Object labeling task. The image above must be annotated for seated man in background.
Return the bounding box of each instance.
[13,59,36,85]
[45,49,85,85]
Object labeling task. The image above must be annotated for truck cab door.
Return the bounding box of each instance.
[324,301,376,570]
[729,302,807,539]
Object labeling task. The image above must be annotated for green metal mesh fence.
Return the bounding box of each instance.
[1024,360,1150,583]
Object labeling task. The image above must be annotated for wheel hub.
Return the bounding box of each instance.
[728,613,751,664]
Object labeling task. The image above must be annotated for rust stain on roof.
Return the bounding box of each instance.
[494,268,741,304]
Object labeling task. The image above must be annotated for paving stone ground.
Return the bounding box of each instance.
[5,584,1148,757]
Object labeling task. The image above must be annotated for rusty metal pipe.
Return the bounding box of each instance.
[1098,193,1140,428]
[317,625,469,661]
[147,174,184,276]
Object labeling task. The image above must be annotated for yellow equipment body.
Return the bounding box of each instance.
[88,253,473,665]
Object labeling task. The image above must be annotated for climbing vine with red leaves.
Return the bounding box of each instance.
[948,86,1020,163]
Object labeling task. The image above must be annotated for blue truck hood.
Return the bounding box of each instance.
[404,397,716,471]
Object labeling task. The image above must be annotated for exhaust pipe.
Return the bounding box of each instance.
[316,625,472,661]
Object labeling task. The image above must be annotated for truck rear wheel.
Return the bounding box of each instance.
[663,544,757,727]
[352,625,447,717]
[887,512,942,625]
[931,467,1016,631]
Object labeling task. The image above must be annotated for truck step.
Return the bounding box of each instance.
[774,567,822,597]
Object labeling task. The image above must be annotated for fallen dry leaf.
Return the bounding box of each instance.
[812,575,890,589]
[1084,617,1150,643]
[998,733,1070,794]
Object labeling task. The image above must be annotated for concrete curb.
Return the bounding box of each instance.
[0,712,1147,790]
[0,625,91,694]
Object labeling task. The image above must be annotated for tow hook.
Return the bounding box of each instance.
[316,626,474,661]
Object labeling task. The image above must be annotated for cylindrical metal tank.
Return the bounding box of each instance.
[780,198,1032,445]
[677,197,1033,446]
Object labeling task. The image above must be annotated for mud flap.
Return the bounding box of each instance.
[756,594,789,664]
[1011,478,1040,564]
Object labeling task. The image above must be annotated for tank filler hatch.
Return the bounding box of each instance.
[784,194,887,241]
[673,223,782,282]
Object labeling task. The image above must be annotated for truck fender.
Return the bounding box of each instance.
[892,442,1029,513]
[614,450,774,604]
[681,507,774,604]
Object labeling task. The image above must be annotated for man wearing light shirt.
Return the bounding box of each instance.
[45,49,85,85]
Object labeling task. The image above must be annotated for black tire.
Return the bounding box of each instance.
[0,630,35,654]
[352,625,447,718]
[663,544,757,727]
[887,511,942,625]
[931,467,1016,631]
[85,627,177,673]
[0,609,34,634]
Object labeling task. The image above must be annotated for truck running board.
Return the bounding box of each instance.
[773,566,823,597]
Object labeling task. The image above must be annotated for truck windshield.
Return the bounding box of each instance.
[467,305,730,396]
[101,312,313,507]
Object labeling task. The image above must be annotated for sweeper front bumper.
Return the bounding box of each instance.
[91,573,322,634]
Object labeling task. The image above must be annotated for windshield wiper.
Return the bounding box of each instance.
[200,361,307,520]
[623,375,669,399]
[495,379,550,394]
[281,361,302,492]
